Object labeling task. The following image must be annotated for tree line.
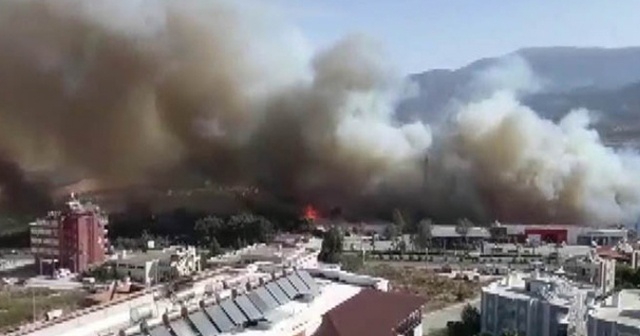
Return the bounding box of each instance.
[107,204,311,253]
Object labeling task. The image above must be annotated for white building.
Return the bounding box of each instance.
[564,249,617,294]
[121,268,423,336]
[110,246,201,285]
[481,272,597,336]
[209,243,318,269]
[588,290,640,336]
[6,265,422,336]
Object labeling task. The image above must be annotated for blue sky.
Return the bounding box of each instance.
[280,0,640,75]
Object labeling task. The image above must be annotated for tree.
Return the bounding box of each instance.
[412,219,433,251]
[392,208,408,233]
[384,223,399,241]
[194,216,224,247]
[460,305,480,334]
[209,237,222,257]
[384,223,403,251]
[456,218,472,250]
[318,226,344,264]
[445,305,481,336]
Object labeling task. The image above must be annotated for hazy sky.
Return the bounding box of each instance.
[281,0,640,75]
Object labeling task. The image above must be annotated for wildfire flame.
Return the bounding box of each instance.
[303,205,319,220]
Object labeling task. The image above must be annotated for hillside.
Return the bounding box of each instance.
[398,47,640,137]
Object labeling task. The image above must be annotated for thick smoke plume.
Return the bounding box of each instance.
[0,155,52,216]
[0,0,430,216]
[1,0,639,226]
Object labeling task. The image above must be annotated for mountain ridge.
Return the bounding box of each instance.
[398,46,640,137]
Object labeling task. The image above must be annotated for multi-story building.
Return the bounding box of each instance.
[481,272,597,336]
[30,197,108,275]
[564,249,617,294]
[588,290,640,336]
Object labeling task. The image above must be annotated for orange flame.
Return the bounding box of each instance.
[303,205,319,220]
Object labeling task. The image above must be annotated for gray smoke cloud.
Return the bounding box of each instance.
[0,0,430,216]
[425,58,640,225]
[0,0,639,226]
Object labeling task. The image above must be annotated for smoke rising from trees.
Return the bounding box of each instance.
[0,0,639,226]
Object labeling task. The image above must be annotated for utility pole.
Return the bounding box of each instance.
[32,287,36,323]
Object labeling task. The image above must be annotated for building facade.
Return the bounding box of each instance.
[481,273,596,336]
[111,246,201,285]
[503,225,627,246]
[588,290,640,336]
[30,198,108,275]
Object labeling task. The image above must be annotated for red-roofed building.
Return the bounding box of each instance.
[313,288,424,336]
[596,246,631,262]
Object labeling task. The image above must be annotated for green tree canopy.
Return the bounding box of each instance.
[412,219,433,251]
[318,226,344,264]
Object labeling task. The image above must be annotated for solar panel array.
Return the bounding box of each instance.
[235,295,263,321]
[276,278,298,299]
[220,298,248,325]
[136,271,319,336]
[297,270,320,296]
[265,282,289,304]
[259,286,280,309]
[287,273,309,293]
[169,319,198,336]
[205,305,235,333]
[188,310,219,336]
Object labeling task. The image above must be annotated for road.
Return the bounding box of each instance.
[422,297,481,335]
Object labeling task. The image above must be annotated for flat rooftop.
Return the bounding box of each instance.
[590,290,640,328]
[483,272,595,307]
[128,270,362,336]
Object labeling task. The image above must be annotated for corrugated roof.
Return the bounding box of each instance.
[313,288,424,336]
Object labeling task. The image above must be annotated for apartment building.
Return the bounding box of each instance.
[481,272,596,336]
[30,197,108,275]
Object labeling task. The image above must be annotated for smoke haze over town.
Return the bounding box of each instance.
[1,0,640,226]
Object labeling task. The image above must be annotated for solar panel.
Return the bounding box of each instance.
[149,325,172,336]
[276,277,297,298]
[287,274,309,293]
[188,310,219,336]
[169,319,198,336]
[247,291,270,313]
[220,298,248,325]
[296,270,320,296]
[234,295,263,321]
[204,305,235,333]
[255,286,280,310]
[265,282,289,304]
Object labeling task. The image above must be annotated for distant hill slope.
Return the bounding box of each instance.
[398,47,640,130]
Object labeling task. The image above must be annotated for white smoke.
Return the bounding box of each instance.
[435,56,640,225]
